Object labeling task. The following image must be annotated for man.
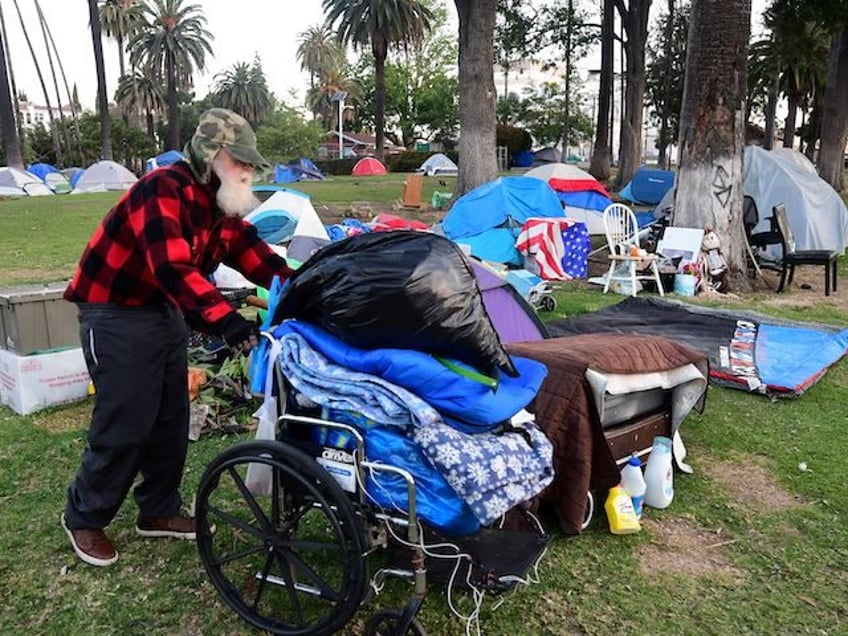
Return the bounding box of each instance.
[61,108,294,567]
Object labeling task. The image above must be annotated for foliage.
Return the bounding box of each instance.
[254,105,324,165]
[645,1,689,154]
[518,81,594,147]
[494,0,539,83]
[496,123,533,158]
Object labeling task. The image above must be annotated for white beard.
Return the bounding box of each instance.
[216,179,259,218]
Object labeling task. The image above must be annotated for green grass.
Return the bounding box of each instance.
[1,191,848,635]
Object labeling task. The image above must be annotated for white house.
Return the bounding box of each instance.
[16,98,75,129]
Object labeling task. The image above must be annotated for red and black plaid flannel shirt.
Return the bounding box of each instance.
[65,163,293,327]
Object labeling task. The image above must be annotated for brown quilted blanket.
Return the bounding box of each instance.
[506,334,707,534]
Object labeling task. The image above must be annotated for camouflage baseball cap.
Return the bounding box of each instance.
[184,108,270,183]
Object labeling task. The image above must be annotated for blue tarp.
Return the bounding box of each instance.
[548,296,848,397]
[513,150,534,168]
[289,157,324,180]
[442,177,564,265]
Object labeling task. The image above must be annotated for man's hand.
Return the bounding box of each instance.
[217,312,260,354]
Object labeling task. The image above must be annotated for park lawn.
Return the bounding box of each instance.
[0,189,847,634]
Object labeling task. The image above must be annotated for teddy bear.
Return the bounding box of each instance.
[698,228,728,292]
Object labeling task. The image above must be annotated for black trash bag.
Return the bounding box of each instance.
[272,231,518,378]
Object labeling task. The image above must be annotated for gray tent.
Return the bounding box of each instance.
[0,167,53,196]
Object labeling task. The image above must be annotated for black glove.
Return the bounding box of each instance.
[217,312,260,353]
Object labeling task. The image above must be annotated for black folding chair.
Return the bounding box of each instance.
[771,203,839,296]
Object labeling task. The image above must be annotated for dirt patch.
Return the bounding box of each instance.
[636,516,744,582]
[702,455,804,514]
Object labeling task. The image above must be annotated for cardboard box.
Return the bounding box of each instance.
[0,347,90,415]
[0,283,79,354]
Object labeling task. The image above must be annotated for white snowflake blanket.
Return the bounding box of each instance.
[411,416,555,525]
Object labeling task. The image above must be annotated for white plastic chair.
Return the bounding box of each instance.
[602,203,664,297]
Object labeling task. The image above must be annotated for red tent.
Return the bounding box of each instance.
[351,157,388,176]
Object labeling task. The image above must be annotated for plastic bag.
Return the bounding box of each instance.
[245,338,282,496]
[271,231,517,378]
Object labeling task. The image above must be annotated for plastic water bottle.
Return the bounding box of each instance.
[620,454,647,519]
[644,436,674,509]
[604,485,641,534]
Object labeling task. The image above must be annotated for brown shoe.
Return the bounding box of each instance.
[135,511,199,540]
[61,514,118,567]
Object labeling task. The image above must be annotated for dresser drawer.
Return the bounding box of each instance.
[604,410,671,465]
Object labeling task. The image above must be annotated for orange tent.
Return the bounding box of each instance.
[351,157,388,176]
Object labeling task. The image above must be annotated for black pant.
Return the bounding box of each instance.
[64,303,189,530]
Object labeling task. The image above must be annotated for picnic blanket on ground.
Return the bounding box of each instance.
[506,334,707,534]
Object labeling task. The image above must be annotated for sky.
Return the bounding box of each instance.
[4,0,768,113]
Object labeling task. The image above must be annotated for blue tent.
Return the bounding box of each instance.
[273,165,298,183]
[289,157,324,180]
[513,150,534,168]
[619,167,675,205]
[145,150,185,172]
[441,177,564,265]
[27,163,60,181]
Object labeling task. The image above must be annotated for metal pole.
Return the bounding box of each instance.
[338,98,344,159]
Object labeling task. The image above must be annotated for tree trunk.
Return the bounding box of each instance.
[146,108,155,141]
[0,21,22,168]
[373,35,387,162]
[817,26,848,192]
[674,0,751,292]
[614,0,651,188]
[763,71,779,150]
[560,0,574,154]
[589,0,614,180]
[804,97,821,162]
[656,0,674,170]
[0,2,24,151]
[88,0,112,160]
[783,92,800,148]
[166,49,179,150]
[454,0,498,197]
[35,0,71,162]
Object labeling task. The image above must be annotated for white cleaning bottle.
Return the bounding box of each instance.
[644,436,674,509]
[620,454,647,519]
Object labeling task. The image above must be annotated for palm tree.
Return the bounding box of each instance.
[296,25,345,90]
[322,0,434,161]
[213,59,272,128]
[0,19,23,168]
[589,0,613,180]
[114,66,165,141]
[674,0,751,291]
[129,0,213,150]
[99,0,143,78]
[305,64,363,130]
[453,0,498,197]
[87,0,112,160]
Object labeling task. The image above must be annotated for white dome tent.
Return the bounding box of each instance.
[0,167,53,196]
[72,160,138,193]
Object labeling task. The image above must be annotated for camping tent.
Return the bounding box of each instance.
[524,163,612,234]
[619,167,675,206]
[214,188,330,289]
[441,176,564,265]
[531,147,561,167]
[145,150,185,172]
[44,172,72,194]
[272,165,298,183]
[289,157,324,180]
[418,153,458,176]
[468,258,549,343]
[0,167,53,196]
[352,157,387,176]
[73,161,138,193]
[27,163,60,181]
[73,160,138,193]
[64,167,84,188]
[744,146,848,253]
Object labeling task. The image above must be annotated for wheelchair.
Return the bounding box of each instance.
[194,353,550,635]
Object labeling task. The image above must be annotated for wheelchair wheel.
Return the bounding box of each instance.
[365,607,427,636]
[539,295,557,312]
[196,439,367,636]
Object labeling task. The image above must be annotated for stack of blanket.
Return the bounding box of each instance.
[260,320,555,534]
